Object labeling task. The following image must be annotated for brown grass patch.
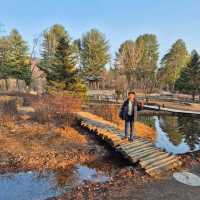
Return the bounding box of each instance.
[54,127,87,145]
[31,92,83,126]
[0,122,95,171]
[88,104,156,141]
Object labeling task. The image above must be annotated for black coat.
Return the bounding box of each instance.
[119,100,142,121]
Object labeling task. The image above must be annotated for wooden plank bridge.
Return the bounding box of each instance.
[77,112,182,178]
[144,105,200,115]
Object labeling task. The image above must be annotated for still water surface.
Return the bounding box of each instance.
[138,114,200,154]
[0,164,110,200]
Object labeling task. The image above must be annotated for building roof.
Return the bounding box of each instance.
[86,75,102,81]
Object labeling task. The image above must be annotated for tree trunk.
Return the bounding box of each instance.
[16,79,20,91]
[192,91,195,101]
[4,79,9,91]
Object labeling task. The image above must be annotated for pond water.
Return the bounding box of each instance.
[138,114,200,154]
[0,164,110,200]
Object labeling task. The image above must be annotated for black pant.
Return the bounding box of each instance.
[125,115,134,139]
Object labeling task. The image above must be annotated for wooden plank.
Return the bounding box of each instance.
[102,133,120,140]
[129,149,160,162]
[105,136,121,143]
[149,160,182,177]
[128,149,157,162]
[145,156,177,170]
[108,135,122,140]
[122,140,151,148]
[121,138,146,144]
[89,126,96,131]
[127,147,155,157]
[140,151,167,162]
[112,140,130,147]
[96,128,105,134]
[117,141,147,151]
[140,153,171,168]
[146,158,180,174]
[99,131,114,137]
[98,130,112,137]
[124,143,153,154]
[113,133,122,137]
[118,140,149,149]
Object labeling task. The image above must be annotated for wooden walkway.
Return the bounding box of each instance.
[88,99,200,115]
[77,112,182,178]
[144,105,200,115]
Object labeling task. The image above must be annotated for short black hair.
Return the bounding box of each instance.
[128,91,136,95]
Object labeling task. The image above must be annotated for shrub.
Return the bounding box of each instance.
[31,91,83,126]
[0,97,17,128]
[89,103,120,125]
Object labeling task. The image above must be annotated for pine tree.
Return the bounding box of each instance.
[135,34,159,101]
[40,24,68,73]
[0,36,10,80]
[160,39,189,90]
[47,36,86,93]
[115,40,142,87]
[80,29,110,78]
[3,29,31,86]
[136,34,159,72]
[175,50,200,100]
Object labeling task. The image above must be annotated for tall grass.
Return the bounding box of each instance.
[31,92,83,126]
[89,103,120,125]
[0,97,17,128]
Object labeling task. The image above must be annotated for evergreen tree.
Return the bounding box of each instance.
[40,24,68,73]
[47,36,86,93]
[175,50,200,100]
[80,29,110,78]
[2,29,31,86]
[0,36,10,80]
[115,40,142,87]
[135,34,159,101]
[114,34,159,96]
[136,34,159,72]
[160,39,189,90]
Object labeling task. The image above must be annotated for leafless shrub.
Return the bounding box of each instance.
[89,104,120,125]
[0,98,17,128]
[31,92,83,126]
[1,99,17,114]
[0,113,15,128]
[31,95,53,125]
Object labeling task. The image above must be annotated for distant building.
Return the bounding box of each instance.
[0,58,46,94]
[86,75,102,89]
[30,58,46,94]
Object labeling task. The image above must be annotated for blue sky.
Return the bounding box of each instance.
[1,0,200,62]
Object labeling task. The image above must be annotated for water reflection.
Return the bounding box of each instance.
[0,171,61,200]
[138,115,200,154]
[0,164,110,200]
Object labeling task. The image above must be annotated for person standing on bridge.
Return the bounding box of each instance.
[119,91,143,141]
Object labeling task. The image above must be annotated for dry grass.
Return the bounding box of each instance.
[121,121,156,140]
[0,96,18,129]
[31,92,83,126]
[0,122,95,171]
[54,127,87,145]
[84,104,156,141]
